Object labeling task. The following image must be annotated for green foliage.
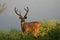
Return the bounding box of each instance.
[0,20,60,40]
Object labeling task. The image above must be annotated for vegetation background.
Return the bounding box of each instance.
[0,20,60,40]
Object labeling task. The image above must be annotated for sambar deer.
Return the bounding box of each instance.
[14,7,41,37]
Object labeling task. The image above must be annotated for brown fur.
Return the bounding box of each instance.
[21,21,41,37]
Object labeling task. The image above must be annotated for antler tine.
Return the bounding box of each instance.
[14,8,22,17]
[24,7,29,17]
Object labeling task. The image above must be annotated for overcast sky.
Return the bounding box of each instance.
[0,0,60,31]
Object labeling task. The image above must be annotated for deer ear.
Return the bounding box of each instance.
[24,16,27,19]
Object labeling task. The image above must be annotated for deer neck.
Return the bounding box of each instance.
[21,21,25,27]
[21,21,26,32]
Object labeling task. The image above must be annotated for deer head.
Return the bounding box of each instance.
[14,7,29,22]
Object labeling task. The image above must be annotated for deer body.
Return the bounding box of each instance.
[21,21,41,33]
[14,7,41,36]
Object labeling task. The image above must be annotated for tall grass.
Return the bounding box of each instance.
[0,20,60,40]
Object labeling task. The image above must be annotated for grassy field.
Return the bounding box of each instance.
[0,20,60,40]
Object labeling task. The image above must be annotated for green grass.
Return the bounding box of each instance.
[0,20,60,40]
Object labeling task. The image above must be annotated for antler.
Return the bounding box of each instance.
[24,7,29,17]
[14,8,22,17]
